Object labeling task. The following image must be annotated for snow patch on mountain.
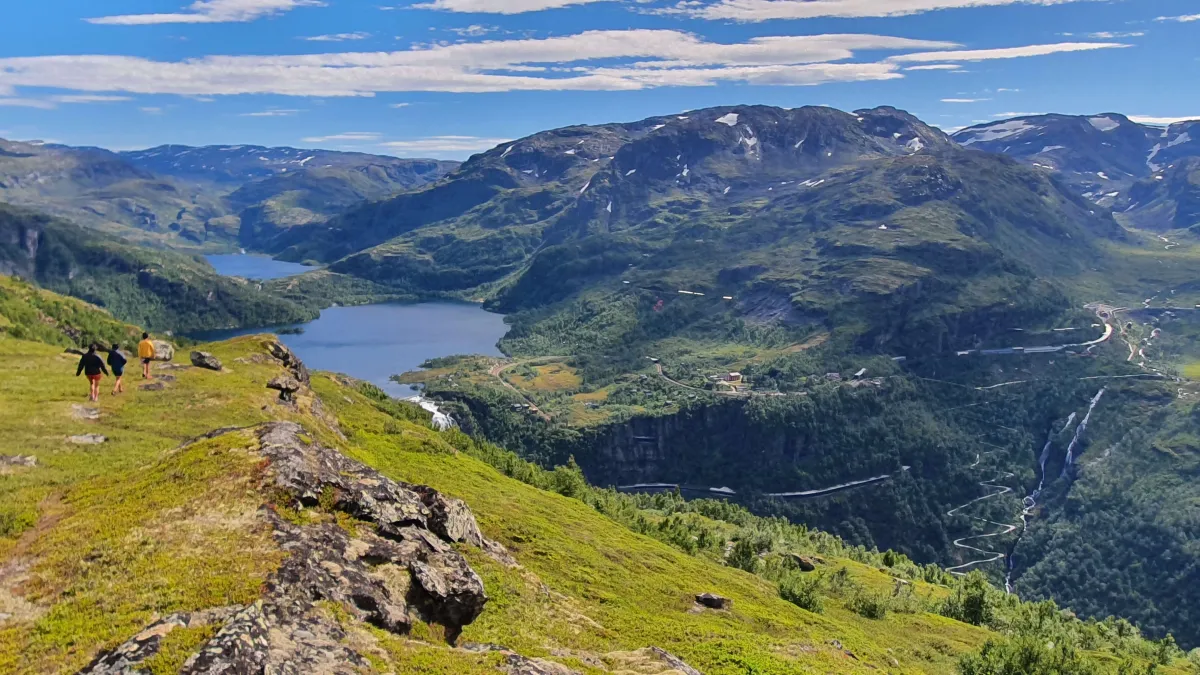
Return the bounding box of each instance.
[715,113,739,127]
[1088,116,1121,132]
[958,120,1039,146]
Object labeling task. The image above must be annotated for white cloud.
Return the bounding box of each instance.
[449,25,497,37]
[241,109,302,116]
[302,132,383,142]
[904,64,962,71]
[390,103,412,108]
[380,135,511,155]
[1087,31,1144,39]
[0,30,954,97]
[303,32,371,42]
[140,106,164,114]
[413,0,612,13]
[1155,14,1200,23]
[87,0,325,25]
[675,0,1104,22]
[50,94,132,103]
[995,87,1019,92]
[991,111,1044,117]
[1128,115,1200,126]
[888,41,1128,63]
[942,98,989,103]
[0,98,56,109]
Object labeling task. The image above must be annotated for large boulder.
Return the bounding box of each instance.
[695,593,732,610]
[189,351,223,371]
[151,340,175,362]
[266,375,302,402]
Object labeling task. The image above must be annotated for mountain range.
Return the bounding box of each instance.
[953,114,1200,232]
[0,138,457,249]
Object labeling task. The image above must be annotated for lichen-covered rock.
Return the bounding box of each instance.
[82,422,502,672]
[67,434,107,445]
[189,351,222,371]
[150,340,175,362]
[79,607,239,674]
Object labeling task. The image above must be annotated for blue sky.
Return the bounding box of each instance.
[1,0,1198,158]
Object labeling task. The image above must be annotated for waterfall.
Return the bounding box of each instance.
[1059,389,1106,479]
[405,395,456,431]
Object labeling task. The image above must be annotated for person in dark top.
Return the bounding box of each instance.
[76,344,109,402]
[107,343,128,396]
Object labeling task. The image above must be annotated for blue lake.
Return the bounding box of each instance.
[199,256,508,396]
[205,254,316,280]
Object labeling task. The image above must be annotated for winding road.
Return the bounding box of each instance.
[615,466,910,501]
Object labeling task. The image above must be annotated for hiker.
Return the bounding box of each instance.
[107,343,127,395]
[137,333,156,379]
[76,344,109,403]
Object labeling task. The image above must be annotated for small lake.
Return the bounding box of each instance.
[198,255,508,396]
[205,254,316,280]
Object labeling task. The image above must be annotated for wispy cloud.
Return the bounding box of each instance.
[380,135,511,156]
[140,106,164,114]
[1155,14,1200,23]
[448,25,497,37]
[0,31,1117,99]
[1128,115,1200,126]
[668,0,1105,22]
[904,64,962,71]
[390,103,412,108]
[0,98,56,109]
[1086,31,1144,39]
[413,0,612,14]
[50,94,132,103]
[302,132,382,142]
[888,42,1129,63]
[241,108,302,116]
[991,111,1044,117]
[302,32,371,42]
[942,98,989,103]
[87,0,325,25]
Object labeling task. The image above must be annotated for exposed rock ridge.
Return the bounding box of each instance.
[79,421,503,673]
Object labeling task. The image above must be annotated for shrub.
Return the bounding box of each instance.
[848,590,890,620]
[778,573,824,613]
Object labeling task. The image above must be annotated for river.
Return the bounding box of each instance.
[199,255,509,396]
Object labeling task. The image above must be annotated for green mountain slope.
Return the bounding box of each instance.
[0,204,315,332]
[0,286,1192,674]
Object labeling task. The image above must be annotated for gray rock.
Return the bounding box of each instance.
[70,404,100,421]
[266,375,302,402]
[189,351,223,371]
[787,553,817,572]
[139,382,166,391]
[504,653,582,675]
[268,341,310,385]
[67,434,107,445]
[696,593,732,610]
[150,340,175,362]
[647,647,703,675]
[0,455,37,468]
[79,607,239,674]
[82,422,502,672]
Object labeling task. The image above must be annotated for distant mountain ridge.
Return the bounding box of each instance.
[0,138,457,248]
[953,113,1200,231]
[118,143,457,186]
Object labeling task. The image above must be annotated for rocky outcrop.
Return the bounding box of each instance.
[80,422,501,673]
[189,351,222,371]
[695,593,731,610]
[268,340,309,385]
[66,434,106,445]
[266,374,302,402]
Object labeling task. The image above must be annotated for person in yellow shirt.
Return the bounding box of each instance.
[137,332,156,379]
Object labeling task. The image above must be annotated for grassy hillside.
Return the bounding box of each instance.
[0,286,1193,674]
[0,204,316,333]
